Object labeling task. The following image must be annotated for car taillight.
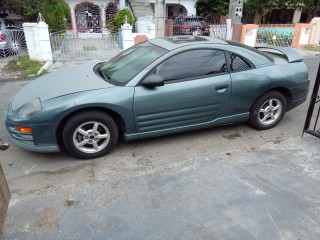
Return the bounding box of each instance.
[181,26,191,31]
[0,33,6,42]
[204,26,210,31]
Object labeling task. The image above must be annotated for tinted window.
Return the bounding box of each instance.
[229,53,252,72]
[226,40,273,62]
[154,49,227,81]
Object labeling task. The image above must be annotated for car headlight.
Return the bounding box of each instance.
[13,98,42,119]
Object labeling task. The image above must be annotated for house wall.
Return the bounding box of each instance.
[65,0,126,32]
[165,0,196,16]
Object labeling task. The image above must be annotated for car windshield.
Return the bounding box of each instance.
[100,41,168,86]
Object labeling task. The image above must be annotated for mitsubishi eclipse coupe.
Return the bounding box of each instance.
[5,36,309,159]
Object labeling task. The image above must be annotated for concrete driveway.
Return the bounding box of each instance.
[0,56,319,239]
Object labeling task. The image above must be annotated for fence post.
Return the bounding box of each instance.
[240,24,259,47]
[291,23,312,48]
[232,23,243,42]
[121,22,133,50]
[309,18,320,45]
[23,23,39,60]
[37,20,53,61]
[148,23,156,39]
[23,19,52,62]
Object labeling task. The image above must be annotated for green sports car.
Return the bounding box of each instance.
[5,36,309,159]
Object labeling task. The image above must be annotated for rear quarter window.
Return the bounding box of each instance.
[229,52,253,72]
[226,41,273,67]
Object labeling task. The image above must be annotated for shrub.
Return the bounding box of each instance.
[42,0,71,32]
[114,9,134,29]
[4,0,70,31]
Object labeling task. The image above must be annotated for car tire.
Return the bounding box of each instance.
[249,91,287,130]
[62,111,118,159]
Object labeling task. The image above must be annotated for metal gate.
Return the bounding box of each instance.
[206,13,227,39]
[50,31,121,61]
[303,63,320,138]
[172,14,227,39]
[105,2,118,33]
[75,2,101,33]
[0,28,28,60]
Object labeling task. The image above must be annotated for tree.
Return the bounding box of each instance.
[5,0,42,22]
[196,0,230,17]
[41,0,70,31]
[244,0,301,24]
[303,0,320,19]
[1,0,70,31]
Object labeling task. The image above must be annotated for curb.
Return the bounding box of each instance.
[37,61,53,76]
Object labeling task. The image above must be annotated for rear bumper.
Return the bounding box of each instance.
[289,95,308,110]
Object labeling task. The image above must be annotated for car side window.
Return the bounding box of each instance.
[154,49,227,81]
[229,52,252,72]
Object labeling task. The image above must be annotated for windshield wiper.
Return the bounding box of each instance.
[97,68,110,83]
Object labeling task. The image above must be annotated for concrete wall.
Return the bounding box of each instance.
[121,22,155,50]
[23,21,52,62]
[65,0,127,33]
[310,18,320,45]
[239,23,313,48]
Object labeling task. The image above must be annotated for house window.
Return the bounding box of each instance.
[105,2,118,32]
[75,2,101,33]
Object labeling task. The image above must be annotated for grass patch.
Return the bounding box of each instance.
[83,46,97,51]
[6,56,46,77]
[303,45,320,51]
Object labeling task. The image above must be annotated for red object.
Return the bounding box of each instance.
[181,26,191,31]
[0,33,6,42]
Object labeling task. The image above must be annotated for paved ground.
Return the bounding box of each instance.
[1,136,320,240]
[0,51,320,239]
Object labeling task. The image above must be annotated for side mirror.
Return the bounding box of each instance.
[141,75,164,88]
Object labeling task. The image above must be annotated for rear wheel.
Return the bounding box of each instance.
[62,111,118,159]
[249,91,287,130]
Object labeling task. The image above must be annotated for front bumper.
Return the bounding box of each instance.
[5,123,60,153]
[5,104,61,153]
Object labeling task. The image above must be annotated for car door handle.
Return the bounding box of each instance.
[215,84,229,91]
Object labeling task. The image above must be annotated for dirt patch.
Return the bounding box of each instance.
[223,133,242,140]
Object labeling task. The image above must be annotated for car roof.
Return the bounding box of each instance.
[148,36,273,67]
[149,36,227,50]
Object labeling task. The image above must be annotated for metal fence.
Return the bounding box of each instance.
[256,25,296,47]
[303,63,320,138]
[0,28,28,61]
[50,31,121,61]
[209,25,227,39]
[171,14,227,39]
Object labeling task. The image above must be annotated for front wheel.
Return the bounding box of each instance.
[249,91,287,130]
[62,111,118,159]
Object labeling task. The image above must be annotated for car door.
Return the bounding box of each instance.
[132,49,232,133]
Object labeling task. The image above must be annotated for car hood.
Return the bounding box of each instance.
[11,62,114,111]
